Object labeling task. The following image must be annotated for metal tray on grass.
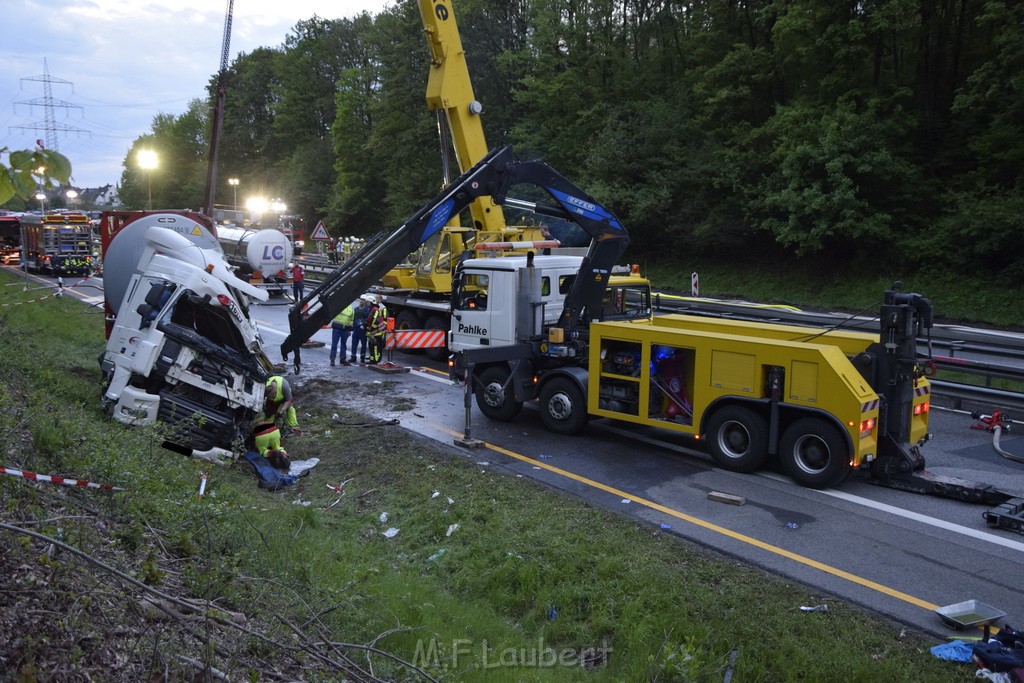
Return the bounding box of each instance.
[935,600,1007,629]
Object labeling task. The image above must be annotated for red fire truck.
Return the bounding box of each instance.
[20,212,95,276]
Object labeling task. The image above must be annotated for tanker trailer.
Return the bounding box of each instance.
[216,225,293,295]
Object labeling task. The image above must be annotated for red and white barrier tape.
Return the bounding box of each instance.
[3,466,123,491]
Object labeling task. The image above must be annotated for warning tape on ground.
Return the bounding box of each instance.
[387,329,446,349]
[0,292,59,307]
[0,274,97,308]
[3,467,123,491]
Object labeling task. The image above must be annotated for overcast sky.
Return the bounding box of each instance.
[0,0,394,189]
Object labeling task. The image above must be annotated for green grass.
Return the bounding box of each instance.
[646,257,1024,328]
[0,268,973,681]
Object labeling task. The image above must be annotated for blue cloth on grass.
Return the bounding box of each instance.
[243,451,299,491]
[930,640,974,662]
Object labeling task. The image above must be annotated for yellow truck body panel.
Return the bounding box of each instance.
[586,313,921,467]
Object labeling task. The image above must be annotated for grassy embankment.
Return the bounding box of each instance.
[0,268,969,681]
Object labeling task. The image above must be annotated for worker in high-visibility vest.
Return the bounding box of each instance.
[253,421,290,469]
[330,301,356,366]
[263,375,301,435]
[367,294,388,365]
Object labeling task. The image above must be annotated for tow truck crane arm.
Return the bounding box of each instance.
[280,145,629,367]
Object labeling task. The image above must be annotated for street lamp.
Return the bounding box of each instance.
[227,178,239,211]
[66,189,78,209]
[34,192,46,213]
[136,149,158,210]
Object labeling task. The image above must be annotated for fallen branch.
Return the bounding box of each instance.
[172,655,229,681]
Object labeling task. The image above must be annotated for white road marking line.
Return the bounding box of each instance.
[758,472,1024,553]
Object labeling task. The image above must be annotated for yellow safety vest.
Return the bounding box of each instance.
[332,306,355,327]
[266,376,284,401]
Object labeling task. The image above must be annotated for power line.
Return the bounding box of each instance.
[11,58,90,151]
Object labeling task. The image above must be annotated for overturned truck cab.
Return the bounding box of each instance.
[98,212,274,461]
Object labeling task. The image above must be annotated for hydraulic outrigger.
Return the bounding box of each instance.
[851,289,1024,530]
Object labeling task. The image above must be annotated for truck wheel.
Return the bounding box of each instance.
[475,367,522,421]
[394,311,421,355]
[705,405,769,473]
[423,315,448,362]
[395,310,419,331]
[539,378,589,435]
[779,418,850,489]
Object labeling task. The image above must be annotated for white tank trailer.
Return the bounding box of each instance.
[216,225,293,278]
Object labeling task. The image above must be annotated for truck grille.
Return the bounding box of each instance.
[157,388,235,452]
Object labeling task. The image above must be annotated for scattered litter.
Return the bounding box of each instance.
[476,461,490,466]
[620,498,631,504]
[431,491,440,498]
[547,606,559,621]
[659,523,671,530]
[427,549,447,562]
[447,497,454,504]
[800,605,828,612]
[532,466,541,470]
[324,430,331,436]
[382,527,400,539]
[288,457,320,477]
[723,649,739,683]
[414,412,425,418]
[372,380,382,384]
[291,500,312,507]
[427,464,435,470]
[332,413,339,420]
[446,523,459,537]
[538,454,553,459]
[786,522,799,529]
[197,473,208,498]
[379,512,388,523]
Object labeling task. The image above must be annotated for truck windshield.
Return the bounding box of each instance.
[170,291,248,355]
[600,284,651,321]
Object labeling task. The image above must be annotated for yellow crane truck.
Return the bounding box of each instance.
[376,0,551,358]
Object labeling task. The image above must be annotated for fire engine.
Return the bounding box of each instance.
[19,212,94,276]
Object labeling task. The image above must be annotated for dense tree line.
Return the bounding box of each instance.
[116,0,1024,280]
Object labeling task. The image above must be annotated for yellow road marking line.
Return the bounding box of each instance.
[427,420,939,612]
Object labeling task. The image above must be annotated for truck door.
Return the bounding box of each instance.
[451,271,512,351]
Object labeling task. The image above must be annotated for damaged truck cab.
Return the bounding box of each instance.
[99,212,274,461]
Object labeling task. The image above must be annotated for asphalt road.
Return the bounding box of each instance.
[17,266,1024,639]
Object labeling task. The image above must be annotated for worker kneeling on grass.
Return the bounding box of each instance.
[263,375,301,435]
[253,421,290,470]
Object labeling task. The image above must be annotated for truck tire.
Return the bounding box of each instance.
[394,310,422,355]
[395,310,420,331]
[705,405,769,473]
[475,367,522,421]
[779,418,850,489]
[423,315,448,362]
[539,377,589,435]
